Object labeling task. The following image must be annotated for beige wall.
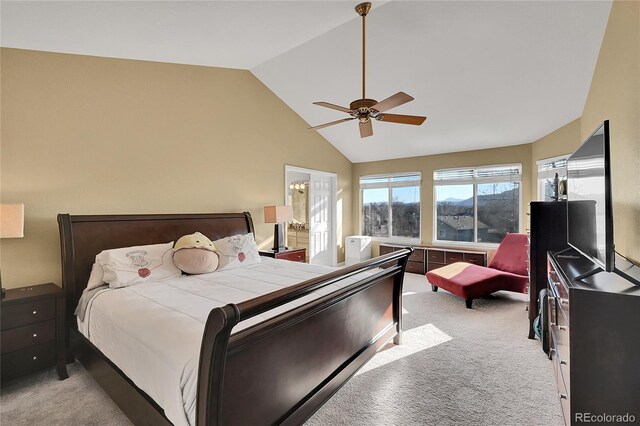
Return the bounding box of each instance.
[530,118,581,200]
[580,0,640,263]
[0,48,353,288]
[3,0,638,288]
[352,144,532,255]
[529,0,640,263]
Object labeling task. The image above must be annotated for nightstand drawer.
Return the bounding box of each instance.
[1,320,56,354]
[1,299,55,330]
[278,250,305,262]
[1,341,56,380]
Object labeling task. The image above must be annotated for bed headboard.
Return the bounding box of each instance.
[58,212,255,325]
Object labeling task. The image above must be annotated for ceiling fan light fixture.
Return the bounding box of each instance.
[309,2,426,139]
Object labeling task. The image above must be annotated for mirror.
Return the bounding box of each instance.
[286,171,310,229]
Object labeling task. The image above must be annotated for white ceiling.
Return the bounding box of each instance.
[1,1,612,163]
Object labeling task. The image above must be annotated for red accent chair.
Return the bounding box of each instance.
[426,233,529,308]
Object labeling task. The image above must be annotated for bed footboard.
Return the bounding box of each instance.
[57,212,411,426]
[197,249,411,426]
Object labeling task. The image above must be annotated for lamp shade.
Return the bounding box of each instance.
[0,204,25,238]
[264,205,292,223]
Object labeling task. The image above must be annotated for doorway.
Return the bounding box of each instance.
[284,165,337,267]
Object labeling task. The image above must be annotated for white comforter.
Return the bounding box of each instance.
[79,258,372,426]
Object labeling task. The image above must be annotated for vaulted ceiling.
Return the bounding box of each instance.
[1,1,612,162]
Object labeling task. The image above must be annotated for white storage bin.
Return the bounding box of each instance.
[345,236,372,266]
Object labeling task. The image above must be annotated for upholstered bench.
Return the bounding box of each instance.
[426,233,529,308]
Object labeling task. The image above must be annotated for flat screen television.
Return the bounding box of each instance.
[566,120,614,272]
[566,120,639,285]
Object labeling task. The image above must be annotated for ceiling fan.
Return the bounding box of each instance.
[310,2,426,139]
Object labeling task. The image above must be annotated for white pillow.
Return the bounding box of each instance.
[96,242,181,288]
[214,233,261,271]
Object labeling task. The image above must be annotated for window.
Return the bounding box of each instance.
[361,173,421,241]
[536,155,568,201]
[434,164,521,245]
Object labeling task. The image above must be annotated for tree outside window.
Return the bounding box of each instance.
[434,165,521,245]
[361,174,421,241]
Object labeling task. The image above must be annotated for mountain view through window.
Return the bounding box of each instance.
[434,165,521,244]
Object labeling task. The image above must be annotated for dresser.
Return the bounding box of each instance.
[547,252,640,425]
[425,247,487,271]
[287,229,309,261]
[379,244,487,274]
[1,283,68,382]
[379,244,426,274]
[528,201,567,340]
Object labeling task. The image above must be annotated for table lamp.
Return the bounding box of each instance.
[264,205,292,252]
[1,203,25,297]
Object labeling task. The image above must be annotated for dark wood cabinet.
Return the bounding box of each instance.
[380,244,486,275]
[1,283,68,383]
[426,247,487,271]
[528,201,567,339]
[379,244,426,274]
[547,252,640,425]
[259,248,306,263]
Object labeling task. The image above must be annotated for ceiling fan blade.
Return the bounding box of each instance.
[377,113,426,126]
[313,102,354,114]
[359,120,374,138]
[371,92,414,113]
[309,117,355,130]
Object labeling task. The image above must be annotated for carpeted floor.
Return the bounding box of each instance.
[1,273,564,425]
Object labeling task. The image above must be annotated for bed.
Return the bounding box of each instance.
[58,212,412,425]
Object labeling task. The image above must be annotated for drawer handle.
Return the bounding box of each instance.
[560,360,567,365]
[32,310,38,315]
[560,299,569,305]
[550,322,556,327]
[559,393,568,400]
[558,325,567,331]
[33,333,38,338]
[33,356,38,361]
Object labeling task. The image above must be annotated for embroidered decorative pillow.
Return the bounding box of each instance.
[213,233,261,271]
[96,242,181,288]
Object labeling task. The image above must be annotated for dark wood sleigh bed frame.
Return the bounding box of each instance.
[58,212,412,425]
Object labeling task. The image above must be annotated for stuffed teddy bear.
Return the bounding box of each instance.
[173,232,219,274]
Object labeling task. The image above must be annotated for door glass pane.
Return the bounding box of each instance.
[435,185,474,242]
[391,186,420,238]
[362,188,389,237]
[477,182,520,243]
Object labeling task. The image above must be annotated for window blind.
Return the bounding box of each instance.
[434,164,521,184]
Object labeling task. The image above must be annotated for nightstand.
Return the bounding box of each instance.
[1,283,68,382]
[259,248,306,263]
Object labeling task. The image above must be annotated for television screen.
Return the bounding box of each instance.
[566,121,614,272]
